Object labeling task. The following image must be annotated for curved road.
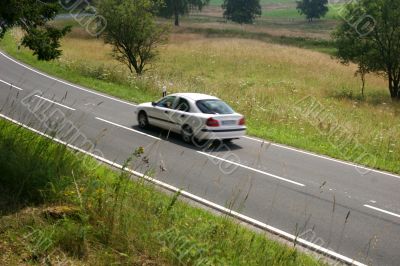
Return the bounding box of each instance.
[0,51,399,265]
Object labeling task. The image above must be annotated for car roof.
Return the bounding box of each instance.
[170,93,219,101]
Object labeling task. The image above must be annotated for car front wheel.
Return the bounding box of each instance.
[138,111,149,129]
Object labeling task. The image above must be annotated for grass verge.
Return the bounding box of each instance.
[0,117,323,265]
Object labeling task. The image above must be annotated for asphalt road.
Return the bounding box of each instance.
[0,51,399,266]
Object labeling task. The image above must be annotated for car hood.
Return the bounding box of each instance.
[138,102,153,107]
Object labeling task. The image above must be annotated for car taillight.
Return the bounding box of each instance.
[206,117,219,127]
[238,117,245,125]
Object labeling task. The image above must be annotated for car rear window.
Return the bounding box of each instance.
[196,99,234,114]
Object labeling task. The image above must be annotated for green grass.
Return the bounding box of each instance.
[263,4,343,20]
[209,0,296,5]
[0,118,323,265]
[206,0,343,21]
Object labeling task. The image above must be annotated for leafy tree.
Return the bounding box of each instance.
[97,0,168,75]
[158,0,209,26]
[0,0,70,60]
[296,0,328,22]
[333,0,400,100]
[222,0,261,24]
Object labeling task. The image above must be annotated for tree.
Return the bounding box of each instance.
[333,0,400,100]
[0,0,70,60]
[97,0,168,75]
[296,0,328,22]
[158,0,210,26]
[222,0,261,24]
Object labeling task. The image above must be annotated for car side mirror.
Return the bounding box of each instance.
[151,101,156,106]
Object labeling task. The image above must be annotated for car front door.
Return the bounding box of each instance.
[148,96,177,130]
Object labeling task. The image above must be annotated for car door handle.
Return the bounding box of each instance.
[180,114,185,118]
[164,110,169,114]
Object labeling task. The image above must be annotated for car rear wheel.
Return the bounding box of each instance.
[138,111,149,129]
[181,125,193,144]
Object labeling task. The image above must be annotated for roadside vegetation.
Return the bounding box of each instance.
[0,117,322,265]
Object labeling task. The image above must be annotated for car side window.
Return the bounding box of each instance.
[175,97,191,112]
[156,96,176,109]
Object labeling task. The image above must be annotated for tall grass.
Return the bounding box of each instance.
[0,119,323,265]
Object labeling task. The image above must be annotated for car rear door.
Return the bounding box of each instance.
[169,97,192,132]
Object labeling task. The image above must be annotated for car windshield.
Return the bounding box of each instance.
[196,99,234,114]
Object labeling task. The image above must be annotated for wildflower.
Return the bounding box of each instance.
[135,146,145,156]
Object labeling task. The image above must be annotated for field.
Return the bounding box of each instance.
[0,117,323,265]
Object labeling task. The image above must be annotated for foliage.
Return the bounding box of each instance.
[96,0,169,75]
[333,0,400,100]
[296,0,328,22]
[158,0,210,26]
[222,0,262,24]
[0,0,70,60]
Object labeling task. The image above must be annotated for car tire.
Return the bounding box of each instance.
[181,125,194,144]
[138,111,149,129]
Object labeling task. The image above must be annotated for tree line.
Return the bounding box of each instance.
[1,0,400,100]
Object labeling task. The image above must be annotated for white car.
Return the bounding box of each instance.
[135,93,246,143]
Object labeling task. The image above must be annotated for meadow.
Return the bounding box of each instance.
[188,0,342,40]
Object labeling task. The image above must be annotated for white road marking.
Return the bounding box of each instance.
[197,151,305,187]
[34,95,76,111]
[95,117,161,140]
[243,136,400,180]
[0,51,137,107]
[0,112,367,266]
[0,78,23,91]
[364,204,400,219]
